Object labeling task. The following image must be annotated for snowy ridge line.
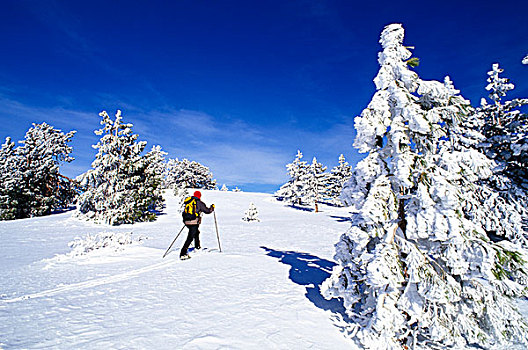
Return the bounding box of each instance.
[1,258,175,304]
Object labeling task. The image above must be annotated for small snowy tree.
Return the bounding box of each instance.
[242,202,260,222]
[322,24,528,349]
[221,184,229,191]
[324,154,353,206]
[232,186,242,192]
[275,150,310,205]
[76,110,163,225]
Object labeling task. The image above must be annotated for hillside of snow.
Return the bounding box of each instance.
[1,190,357,349]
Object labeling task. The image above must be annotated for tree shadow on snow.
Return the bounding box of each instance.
[329,215,353,223]
[261,246,351,327]
[286,205,314,212]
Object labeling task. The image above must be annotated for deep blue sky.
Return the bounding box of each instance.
[1,0,527,192]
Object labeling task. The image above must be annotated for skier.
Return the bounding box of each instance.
[180,190,214,260]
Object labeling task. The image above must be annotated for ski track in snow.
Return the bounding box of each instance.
[1,258,175,303]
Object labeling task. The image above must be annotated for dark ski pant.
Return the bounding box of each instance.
[180,224,200,256]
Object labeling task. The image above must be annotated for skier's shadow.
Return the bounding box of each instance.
[261,247,350,323]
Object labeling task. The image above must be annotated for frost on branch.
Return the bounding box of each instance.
[323,23,528,349]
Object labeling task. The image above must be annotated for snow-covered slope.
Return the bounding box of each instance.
[0,190,356,349]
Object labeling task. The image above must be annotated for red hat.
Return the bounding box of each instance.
[193,191,202,199]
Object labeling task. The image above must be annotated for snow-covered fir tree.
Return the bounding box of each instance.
[0,123,76,220]
[275,150,310,205]
[322,24,528,349]
[446,64,528,247]
[477,63,528,189]
[76,110,164,225]
[221,184,229,191]
[305,157,327,212]
[242,202,260,222]
[164,158,217,189]
[0,137,22,220]
[324,154,353,206]
[232,187,242,192]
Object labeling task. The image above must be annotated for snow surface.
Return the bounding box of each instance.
[0,190,357,349]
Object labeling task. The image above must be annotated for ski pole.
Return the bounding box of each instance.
[213,210,222,252]
[162,225,186,258]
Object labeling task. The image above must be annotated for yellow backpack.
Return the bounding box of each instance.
[182,197,198,221]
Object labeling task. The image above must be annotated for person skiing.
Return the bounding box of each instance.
[180,190,214,260]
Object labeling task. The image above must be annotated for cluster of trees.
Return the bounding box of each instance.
[0,123,76,220]
[276,151,352,210]
[1,110,217,225]
[322,23,528,349]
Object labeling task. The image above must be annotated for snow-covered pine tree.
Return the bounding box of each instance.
[242,202,260,222]
[232,187,242,192]
[275,150,310,205]
[76,110,163,225]
[324,154,353,206]
[322,23,528,349]
[0,123,77,220]
[0,137,22,220]
[221,184,229,191]
[165,158,217,189]
[477,63,528,189]
[445,65,528,247]
[304,157,327,212]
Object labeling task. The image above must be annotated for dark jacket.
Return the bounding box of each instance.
[183,196,213,225]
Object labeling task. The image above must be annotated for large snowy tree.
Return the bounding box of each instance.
[0,123,76,220]
[322,24,528,349]
[76,110,164,225]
